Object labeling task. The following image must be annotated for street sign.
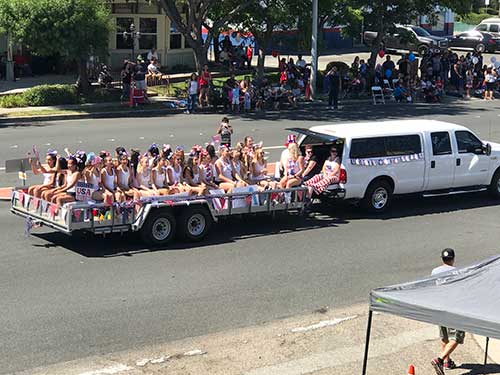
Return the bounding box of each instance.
[5,158,36,173]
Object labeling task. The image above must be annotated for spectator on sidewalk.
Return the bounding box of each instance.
[431,248,463,375]
[186,73,199,114]
[326,66,341,110]
[199,64,212,107]
[296,54,307,70]
[120,60,133,102]
[147,47,158,64]
[382,55,395,79]
[134,56,148,101]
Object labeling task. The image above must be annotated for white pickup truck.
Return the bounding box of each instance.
[292,120,500,212]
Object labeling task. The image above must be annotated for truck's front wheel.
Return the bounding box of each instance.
[141,210,176,246]
[362,180,393,213]
[417,45,428,56]
[488,170,500,198]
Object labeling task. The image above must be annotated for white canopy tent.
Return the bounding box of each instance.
[362,255,500,375]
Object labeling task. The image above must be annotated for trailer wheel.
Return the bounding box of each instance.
[140,210,176,246]
[178,207,212,242]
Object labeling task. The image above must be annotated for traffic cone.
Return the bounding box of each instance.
[407,364,415,375]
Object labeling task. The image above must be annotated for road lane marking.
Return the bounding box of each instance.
[245,326,437,375]
[79,364,132,375]
[263,145,285,150]
[291,315,357,333]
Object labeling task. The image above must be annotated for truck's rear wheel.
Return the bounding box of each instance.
[362,180,393,213]
[178,207,212,242]
[488,169,500,198]
[141,210,176,246]
[475,43,485,53]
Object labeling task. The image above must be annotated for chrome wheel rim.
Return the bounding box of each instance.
[372,188,388,209]
[152,218,172,241]
[187,213,206,237]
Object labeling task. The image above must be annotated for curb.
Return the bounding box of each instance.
[0,108,182,125]
[472,334,500,364]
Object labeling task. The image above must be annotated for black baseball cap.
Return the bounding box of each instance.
[441,248,455,260]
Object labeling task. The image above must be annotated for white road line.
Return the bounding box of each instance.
[291,315,357,333]
[245,326,437,375]
[79,364,132,375]
[0,167,5,171]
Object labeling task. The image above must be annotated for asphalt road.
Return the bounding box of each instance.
[1,100,500,373]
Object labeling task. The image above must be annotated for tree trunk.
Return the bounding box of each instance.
[76,58,91,94]
[257,46,266,78]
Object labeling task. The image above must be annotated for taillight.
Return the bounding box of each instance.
[339,168,347,184]
[488,39,495,44]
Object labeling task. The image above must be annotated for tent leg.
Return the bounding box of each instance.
[483,336,489,375]
[361,310,373,375]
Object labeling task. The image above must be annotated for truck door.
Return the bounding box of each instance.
[426,131,455,190]
[453,130,490,187]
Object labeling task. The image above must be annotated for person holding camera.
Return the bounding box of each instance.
[326,66,341,110]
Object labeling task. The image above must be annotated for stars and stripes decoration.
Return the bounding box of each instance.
[350,153,424,167]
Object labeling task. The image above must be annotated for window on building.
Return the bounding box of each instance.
[170,21,182,49]
[116,17,134,50]
[139,18,157,50]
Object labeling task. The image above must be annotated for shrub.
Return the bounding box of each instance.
[459,12,494,26]
[23,84,80,106]
[0,94,27,108]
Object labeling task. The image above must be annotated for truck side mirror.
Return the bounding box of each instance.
[485,143,492,156]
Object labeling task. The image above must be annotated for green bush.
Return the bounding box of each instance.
[0,94,27,108]
[459,12,494,25]
[23,84,80,106]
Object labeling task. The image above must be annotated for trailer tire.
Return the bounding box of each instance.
[178,206,212,242]
[140,210,176,246]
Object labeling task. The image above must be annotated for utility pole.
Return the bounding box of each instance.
[310,0,318,99]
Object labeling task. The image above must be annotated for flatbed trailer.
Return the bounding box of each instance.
[11,186,309,246]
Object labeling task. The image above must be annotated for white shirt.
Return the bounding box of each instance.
[297,59,306,68]
[148,63,159,73]
[431,264,456,276]
[189,80,198,95]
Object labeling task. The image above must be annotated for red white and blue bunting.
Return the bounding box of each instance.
[350,153,424,167]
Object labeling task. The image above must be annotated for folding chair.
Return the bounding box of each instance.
[371,86,385,105]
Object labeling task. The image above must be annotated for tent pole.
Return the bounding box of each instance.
[483,336,489,375]
[361,310,373,375]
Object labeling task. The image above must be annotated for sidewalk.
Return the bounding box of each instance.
[18,303,496,375]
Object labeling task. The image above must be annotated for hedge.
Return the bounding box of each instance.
[23,84,80,106]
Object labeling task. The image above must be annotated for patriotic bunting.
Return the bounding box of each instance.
[350,153,424,167]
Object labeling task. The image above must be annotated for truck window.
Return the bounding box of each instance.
[349,137,386,158]
[455,131,483,154]
[490,24,499,33]
[384,135,421,156]
[476,24,488,31]
[431,132,452,155]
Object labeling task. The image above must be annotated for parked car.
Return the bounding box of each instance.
[292,120,500,213]
[363,25,448,56]
[475,18,500,37]
[447,30,500,53]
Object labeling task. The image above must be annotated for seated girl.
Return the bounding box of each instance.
[214,145,240,193]
[231,146,249,187]
[199,150,219,191]
[304,146,341,196]
[101,155,120,203]
[251,147,277,189]
[116,152,139,202]
[135,157,155,198]
[151,156,171,196]
[41,157,67,202]
[83,153,104,202]
[183,156,206,196]
[279,143,304,189]
[167,152,191,194]
[51,156,82,206]
[28,150,58,198]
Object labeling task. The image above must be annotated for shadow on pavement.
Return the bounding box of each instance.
[324,192,500,221]
[459,363,500,374]
[31,191,500,257]
[32,212,349,258]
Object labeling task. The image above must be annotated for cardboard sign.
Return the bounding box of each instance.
[75,181,95,202]
[5,158,36,173]
[232,186,260,208]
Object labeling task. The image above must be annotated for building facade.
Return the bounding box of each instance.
[106,0,194,69]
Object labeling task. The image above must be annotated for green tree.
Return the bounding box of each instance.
[356,0,473,68]
[157,0,249,72]
[0,0,112,93]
